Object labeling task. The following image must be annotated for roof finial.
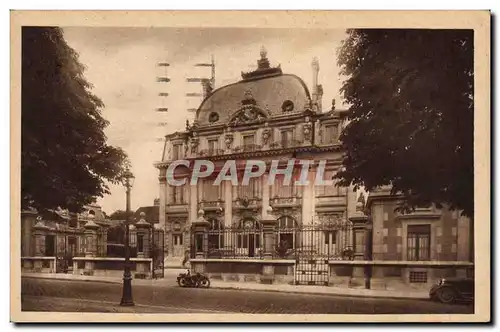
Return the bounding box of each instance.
[260,45,267,59]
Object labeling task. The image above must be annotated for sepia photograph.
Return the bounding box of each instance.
[10,10,491,323]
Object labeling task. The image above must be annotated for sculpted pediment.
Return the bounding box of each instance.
[228,105,269,127]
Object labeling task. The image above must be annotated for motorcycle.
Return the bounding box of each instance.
[177,270,211,288]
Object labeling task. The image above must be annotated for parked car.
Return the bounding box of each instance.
[429,277,474,304]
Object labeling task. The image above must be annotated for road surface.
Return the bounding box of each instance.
[21,277,474,315]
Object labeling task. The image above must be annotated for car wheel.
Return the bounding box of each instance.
[437,287,457,304]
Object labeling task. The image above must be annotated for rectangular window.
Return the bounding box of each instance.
[323,124,338,144]
[238,177,260,198]
[172,144,183,160]
[195,234,203,252]
[45,235,55,256]
[68,237,77,256]
[173,234,183,246]
[280,129,293,148]
[208,139,218,155]
[407,225,431,261]
[173,186,184,204]
[242,134,255,151]
[325,231,337,245]
[274,175,294,198]
[137,235,144,253]
[202,179,220,201]
[409,271,428,283]
[315,170,338,196]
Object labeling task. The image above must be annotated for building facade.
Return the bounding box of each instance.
[155,48,473,288]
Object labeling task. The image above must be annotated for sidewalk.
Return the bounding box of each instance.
[21,272,429,300]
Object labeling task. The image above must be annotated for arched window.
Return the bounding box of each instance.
[277,216,298,250]
[236,218,261,257]
[208,218,224,250]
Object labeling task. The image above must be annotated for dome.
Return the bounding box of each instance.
[195,50,311,127]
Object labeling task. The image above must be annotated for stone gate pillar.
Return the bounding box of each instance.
[349,196,369,287]
[135,212,151,259]
[191,210,210,260]
[32,217,48,272]
[261,207,277,284]
[261,206,277,259]
[135,212,152,278]
[33,217,48,257]
[83,217,99,275]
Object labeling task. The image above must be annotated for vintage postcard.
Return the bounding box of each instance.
[10,10,491,323]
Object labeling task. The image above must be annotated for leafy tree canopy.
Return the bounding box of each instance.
[22,27,129,214]
[335,29,474,217]
[108,210,133,221]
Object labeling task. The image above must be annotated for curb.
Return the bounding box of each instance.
[22,275,429,301]
[22,275,122,285]
[209,285,430,301]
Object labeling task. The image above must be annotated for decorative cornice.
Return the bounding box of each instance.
[154,144,343,169]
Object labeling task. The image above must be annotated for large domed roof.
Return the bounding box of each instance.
[195,49,311,126]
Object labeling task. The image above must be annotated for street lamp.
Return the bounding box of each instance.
[120,168,135,306]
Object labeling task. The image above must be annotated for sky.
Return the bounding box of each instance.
[62,27,348,215]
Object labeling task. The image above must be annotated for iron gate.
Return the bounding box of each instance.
[293,222,353,285]
[55,234,70,273]
[151,228,165,278]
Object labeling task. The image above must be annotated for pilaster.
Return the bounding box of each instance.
[224,180,232,228]
[261,173,270,220]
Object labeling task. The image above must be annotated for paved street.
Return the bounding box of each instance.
[21,277,473,314]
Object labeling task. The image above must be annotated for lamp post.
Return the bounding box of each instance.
[120,168,135,306]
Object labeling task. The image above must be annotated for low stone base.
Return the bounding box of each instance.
[370,278,388,290]
[83,270,94,276]
[328,276,351,288]
[348,277,365,288]
[260,275,274,284]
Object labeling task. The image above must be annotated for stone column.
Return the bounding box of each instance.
[83,218,99,276]
[224,180,232,227]
[223,180,233,250]
[261,173,270,220]
[32,218,48,272]
[159,169,167,262]
[189,183,198,228]
[301,168,313,226]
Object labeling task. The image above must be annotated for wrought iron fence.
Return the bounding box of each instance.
[197,222,355,260]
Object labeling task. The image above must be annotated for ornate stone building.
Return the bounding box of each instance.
[154,48,473,287]
[155,48,359,267]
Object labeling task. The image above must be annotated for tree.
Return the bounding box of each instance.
[335,29,474,217]
[108,210,133,221]
[22,27,128,214]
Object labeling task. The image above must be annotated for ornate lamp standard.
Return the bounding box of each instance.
[120,168,135,306]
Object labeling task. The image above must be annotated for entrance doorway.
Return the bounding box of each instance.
[238,218,261,258]
[172,233,184,257]
[45,235,55,256]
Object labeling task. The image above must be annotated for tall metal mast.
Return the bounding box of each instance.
[156,62,171,113]
[185,55,215,113]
